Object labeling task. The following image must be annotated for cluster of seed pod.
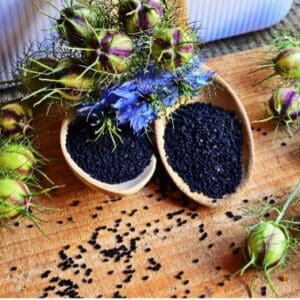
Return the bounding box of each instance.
[21,0,196,106]
[255,35,300,136]
[0,103,57,224]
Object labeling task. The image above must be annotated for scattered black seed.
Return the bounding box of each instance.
[67,216,73,222]
[264,213,270,218]
[233,215,242,222]
[175,271,184,280]
[107,270,114,275]
[215,266,221,270]
[27,224,34,228]
[66,119,153,184]
[143,206,149,210]
[146,223,151,227]
[14,221,19,227]
[141,275,149,281]
[123,275,133,283]
[218,282,224,287]
[261,286,267,296]
[263,196,268,201]
[230,242,235,248]
[269,199,276,204]
[147,193,154,198]
[10,266,17,272]
[166,209,185,220]
[164,103,243,199]
[91,214,98,219]
[95,205,103,210]
[208,243,214,248]
[192,258,199,264]
[57,220,63,225]
[39,292,48,298]
[44,285,55,292]
[127,209,138,217]
[243,199,249,203]
[70,200,80,207]
[64,245,70,250]
[185,289,190,294]
[225,211,234,218]
[144,247,151,252]
[198,295,205,298]
[216,230,222,236]
[41,270,51,279]
[171,295,177,298]
[182,280,189,285]
[199,232,208,241]
[281,142,287,147]
[50,276,59,283]
[256,127,261,132]
[262,132,267,136]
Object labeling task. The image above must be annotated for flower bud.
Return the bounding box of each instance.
[245,221,288,270]
[119,0,164,34]
[0,144,36,179]
[58,4,98,46]
[88,30,133,73]
[54,59,95,101]
[22,57,59,93]
[0,179,31,219]
[267,87,300,121]
[151,28,194,69]
[0,103,33,139]
[273,48,300,79]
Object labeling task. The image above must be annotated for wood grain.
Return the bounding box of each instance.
[0,48,300,298]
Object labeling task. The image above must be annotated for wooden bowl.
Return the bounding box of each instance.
[155,71,254,206]
[60,119,157,196]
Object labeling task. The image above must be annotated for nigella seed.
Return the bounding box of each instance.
[164,103,243,199]
[40,270,51,279]
[261,286,267,296]
[66,120,153,184]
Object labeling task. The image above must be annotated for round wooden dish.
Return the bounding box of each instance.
[60,119,157,196]
[155,72,254,206]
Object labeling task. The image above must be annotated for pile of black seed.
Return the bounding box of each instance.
[164,103,243,199]
[66,118,153,184]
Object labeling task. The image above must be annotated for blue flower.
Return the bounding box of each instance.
[129,102,157,132]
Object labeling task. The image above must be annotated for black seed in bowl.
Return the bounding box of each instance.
[66,118,153,184]
[164,102,243,199]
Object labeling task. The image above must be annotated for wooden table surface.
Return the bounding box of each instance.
[1,48,300,298]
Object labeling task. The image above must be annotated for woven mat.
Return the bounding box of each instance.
[0,0,299,102]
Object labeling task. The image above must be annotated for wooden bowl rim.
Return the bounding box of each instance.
[60,119,157,196]
[154,70,255,207]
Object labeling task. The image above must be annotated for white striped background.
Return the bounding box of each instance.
[0,0,293,81]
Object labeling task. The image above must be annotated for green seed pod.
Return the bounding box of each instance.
[57,4,98,46]
[0,144,36,179]
[88,30,133,73]
[273,48,300,79]
[0,103,33,139]
[119,0,164,34]
[0,179,31,219]
[151,28,194,69]
[267,87,300,121]
[54,58,95,101]
[245,221,289,270]
[22,58,59,94]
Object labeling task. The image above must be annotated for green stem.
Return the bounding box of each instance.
[275,179,300,224]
